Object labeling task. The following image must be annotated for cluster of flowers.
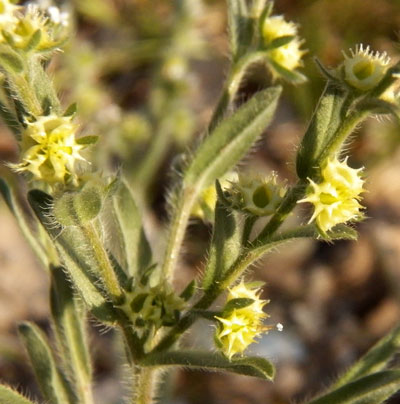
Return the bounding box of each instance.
[0,0,90,186]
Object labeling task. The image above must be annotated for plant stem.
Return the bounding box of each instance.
[161,51,268,280]
[316,109,369,164]
[133,126,170,196]
[81,223,122,303]
[208,51,267,132]
[132,367,158,404]
[255,181,307,241]
[153,225,316,352]
[161,187,197,280]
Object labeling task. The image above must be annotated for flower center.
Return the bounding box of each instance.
[253,185,271,208]
[320,192,338,205]
[353,60,375,80]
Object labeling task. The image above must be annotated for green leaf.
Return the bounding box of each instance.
[268,35,295,49]
[0,49,23,73]
[76,135,99,145]
[268,59,307,84]
[306,370,400,404]
[0,100,21,135]
[223,298,255,314]
[24,30,42,52]
[184,86,281,189]
[28,189,116,323]
[0,179,48,267]
[18,322,74,404]
[325,224,358,241]
[296,81,348,179]
[334,323,400,389]
[202,183,242,290]
[63,102,77,117]
[0,385,36,404]
[50,266,93,402]
[141,350,275,380]
[111,180,152,277]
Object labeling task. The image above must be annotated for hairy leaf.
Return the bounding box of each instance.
[184,86,281,189]
[50,266,93,400]
[307,370,400,404]
[112,180,152,277]
[0,385,36,404]
[18,322,74,404]
[296,81,347,179]
[334,323,400,388]
[142,350,275,380]
[0,179,48,267]
[202,184,241,290]
[28,189,116,323]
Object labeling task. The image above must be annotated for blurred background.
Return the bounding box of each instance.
[1,0,400,403]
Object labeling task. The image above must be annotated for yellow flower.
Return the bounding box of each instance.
[343,44,390,91]
[11,115,87,184]
[6,5,67,51]
[215,281,271,359]
[0,0,19,27]
[298,157,365,233]
[262,15,306,74]
[230,173,285,216]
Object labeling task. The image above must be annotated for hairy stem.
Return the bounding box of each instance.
[81,223,122,302]
[154,225,316,352]
[161,51,269,281]
[208,52,266,132]
[255,181,307,241]
[161,188,197,280]
[132,367,158,404]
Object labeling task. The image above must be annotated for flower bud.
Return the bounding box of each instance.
[228,173,285,217]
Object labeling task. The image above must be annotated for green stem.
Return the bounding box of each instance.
[132,367,158,404]
[161,187,197,280]
[161,51,269,280]
[133,126,170,195]
[316,109,369,165]
[208,51,267,132]
[153,225,316,352]
[242,215,257,246]
[81,223,122,303]
[255,181,307,241]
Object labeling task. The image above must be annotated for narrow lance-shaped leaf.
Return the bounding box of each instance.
[112,180,152,277]
[0,179,48,268]
[296,81,347,179]
[184,86,281,189]
[334,322,400,389]
[50,266,93,403]
[28,189,116,323]
[0,385,36,404]
[202,182,242,290]
[18,322,74,404]
[141,350,275,380]
[306,370,400,404]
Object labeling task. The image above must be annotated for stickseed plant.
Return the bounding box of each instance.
[1,0,400,403]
